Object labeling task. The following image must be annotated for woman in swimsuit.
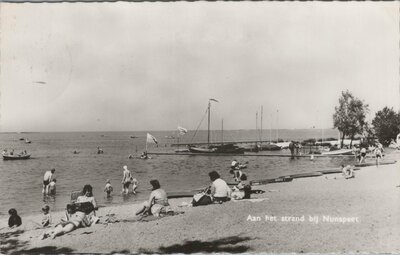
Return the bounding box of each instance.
[136,179,172,217]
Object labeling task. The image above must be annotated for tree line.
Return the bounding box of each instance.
[333,90,400,147]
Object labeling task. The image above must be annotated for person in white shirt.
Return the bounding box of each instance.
[43,169,55,195]
[209,171,231,203]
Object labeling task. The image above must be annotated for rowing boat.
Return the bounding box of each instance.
[321,149,354,156]
[3,154,31,160]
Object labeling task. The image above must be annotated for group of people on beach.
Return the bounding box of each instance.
[354,142,384,166]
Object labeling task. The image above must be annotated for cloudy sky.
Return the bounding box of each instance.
[1,2,398,132]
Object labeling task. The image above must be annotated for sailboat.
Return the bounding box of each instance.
[188,99,245,154]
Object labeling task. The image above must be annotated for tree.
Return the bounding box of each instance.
[333,90,369,148]
[372,107,400,146]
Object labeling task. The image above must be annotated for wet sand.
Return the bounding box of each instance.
[1,151,400,254]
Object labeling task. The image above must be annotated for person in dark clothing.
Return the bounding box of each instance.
[8,208,22,228]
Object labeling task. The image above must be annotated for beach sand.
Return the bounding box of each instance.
[1,151,400,254]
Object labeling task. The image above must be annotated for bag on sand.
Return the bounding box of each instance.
[192,188,212,207]
[75,202,95,214]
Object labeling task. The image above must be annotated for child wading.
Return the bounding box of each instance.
[104,179,113,197]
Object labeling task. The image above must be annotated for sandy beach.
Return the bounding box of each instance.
[1,151,400,254]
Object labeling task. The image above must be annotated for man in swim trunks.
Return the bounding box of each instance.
[43,168,55,195]
[121,165,131,194]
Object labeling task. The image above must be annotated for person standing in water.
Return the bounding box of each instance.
[43,168,55,195]
[121,165,132,194]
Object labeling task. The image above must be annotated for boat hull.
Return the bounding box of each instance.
[189,144,245,154]
[3,155,31,160]
[321,149,354,155]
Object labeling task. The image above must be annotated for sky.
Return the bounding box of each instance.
[1,2,399,132]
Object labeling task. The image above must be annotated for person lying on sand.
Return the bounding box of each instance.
[136,179,172,217]
[41,204,93,240]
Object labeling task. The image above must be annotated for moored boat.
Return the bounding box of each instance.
[3,154,31,160]
[189,143,245,154]
[321,149,354,155]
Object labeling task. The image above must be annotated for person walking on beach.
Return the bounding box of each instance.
[359,147,367,163]
[121,165,132,194]
[43,168,55,195]
[374,143,384,166]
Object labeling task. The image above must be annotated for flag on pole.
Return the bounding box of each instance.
[177,126,188,135]
[209,98,219,103]
[146,133,158,144]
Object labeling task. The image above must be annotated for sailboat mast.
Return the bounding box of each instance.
[221,119,224,144]
[208,100,211,146]
[256,111,258,140]
[261,105,263,144]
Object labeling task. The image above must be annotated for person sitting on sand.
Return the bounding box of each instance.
[41,204,93,240]
[121,165,132,194]
[43,168,55,195]
[209,171,231,203]
[8,208,22,228]
[136,179,172,217]
[41,205,52,227]
[76,184,98,217]
[341,165,355,179]
[104,179,113,197]
[48,179,57,195]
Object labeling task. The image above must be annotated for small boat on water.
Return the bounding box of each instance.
[321,149,354,156]
[175,148,190,153]
[3,154,31,160]
[25,139,31,144]
[130,135,138,139]
[259,143,281,151]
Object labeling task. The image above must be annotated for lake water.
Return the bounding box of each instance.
[0,129,354,216]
